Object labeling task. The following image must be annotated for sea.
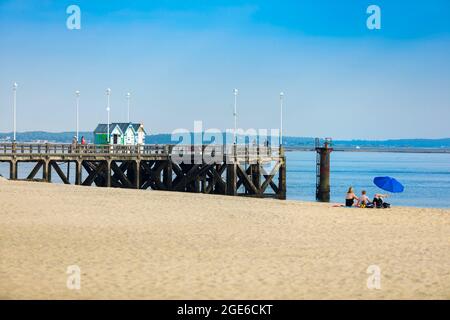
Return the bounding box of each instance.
[1,151,449,208]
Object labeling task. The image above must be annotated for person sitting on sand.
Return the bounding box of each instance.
[357,190,373,208]
[373,193,390,208]
[345,187,359,207]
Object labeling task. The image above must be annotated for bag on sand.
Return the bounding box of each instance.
[383,202,391,209]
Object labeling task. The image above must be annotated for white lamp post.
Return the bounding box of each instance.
[233,88,238,144]
[13,82,18,142]
[279,92,284,146]
[106,88,111,143]
[75,90,80,142]
[126,92,131,123]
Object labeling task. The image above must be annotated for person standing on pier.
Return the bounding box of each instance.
[71,136,77,153]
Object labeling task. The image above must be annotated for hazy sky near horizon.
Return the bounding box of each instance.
[0,0,449,139]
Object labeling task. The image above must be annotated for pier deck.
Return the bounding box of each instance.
[0,143,286,199]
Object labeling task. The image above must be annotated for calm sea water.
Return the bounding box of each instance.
[287,151,450,208]
[1,151,449,208]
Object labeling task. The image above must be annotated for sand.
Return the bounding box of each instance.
[0,178,449,300]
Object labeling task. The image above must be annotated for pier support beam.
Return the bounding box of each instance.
[226,164,237,196]
[51,161,70,184]
[75,161,82,185]
[163,162,172,190]
[9,160,17,180]
[251,163,261,192]
[278,157,287,200]
[27,161,43,180]
[134,160,140,189]
[126,160,141,189]
[106,160,111,188]
[43,160,51,182]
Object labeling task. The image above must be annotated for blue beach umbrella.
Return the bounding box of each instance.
[373,176,404,193]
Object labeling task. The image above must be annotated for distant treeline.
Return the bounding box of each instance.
[1,131,449,149]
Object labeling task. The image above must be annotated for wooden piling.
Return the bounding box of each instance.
[134,160,140,189]
[75,161,82,185]
[226,164,237,196]
[9,160,17,180]
[315,139,333,202]
[43,160,51,182]
[105,160,111,188]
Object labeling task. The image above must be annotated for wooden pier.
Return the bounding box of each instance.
[0,143,286,199]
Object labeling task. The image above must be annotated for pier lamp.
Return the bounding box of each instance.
[13,82,18,142]
[75,90,80,142]
[126,92,131,123]
[279,92,284,146]
[106,88,111,143]
[233,88,238,144]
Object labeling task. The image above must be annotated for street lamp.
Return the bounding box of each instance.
[279,92,284,146]
[75,90,80,142]
[233,88,238,144]
[126,92,131,123]
[13,82,18,142]
[106,88,111,143]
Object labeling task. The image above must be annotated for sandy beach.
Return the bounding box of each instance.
[0,177,449,299]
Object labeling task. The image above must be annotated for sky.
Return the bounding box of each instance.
[0,0,449,139]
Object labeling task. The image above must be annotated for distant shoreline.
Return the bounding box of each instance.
[285,147,450,154]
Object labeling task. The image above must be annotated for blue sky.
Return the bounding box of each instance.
[0,0,449,139]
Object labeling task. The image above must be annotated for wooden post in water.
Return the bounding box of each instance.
[315,138,333,202]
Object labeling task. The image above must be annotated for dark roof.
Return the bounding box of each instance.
[93,123,109,134]
[94,123,146,134]
[132,123,147,134]
[116,123,132,134]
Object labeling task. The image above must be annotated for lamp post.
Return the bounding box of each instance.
[233,88,238,144]
[126,92,131,123]
[13,82,18,142]
[75,90,80,142]
[106,88,111,143]
[279,92,284,146]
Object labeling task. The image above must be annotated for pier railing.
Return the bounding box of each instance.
[0,142,280,159]
[0,143,168,155]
